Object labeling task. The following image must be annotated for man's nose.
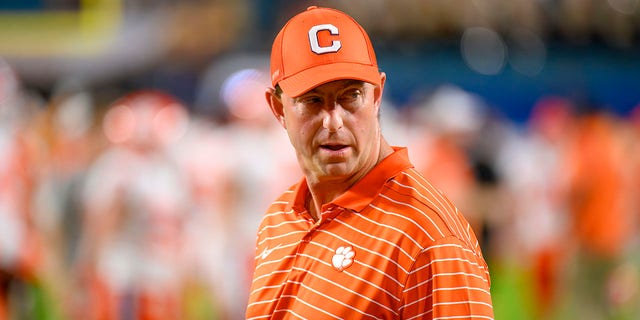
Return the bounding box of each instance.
[322,107,343,132]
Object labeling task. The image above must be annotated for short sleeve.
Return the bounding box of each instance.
[400,236,494,319]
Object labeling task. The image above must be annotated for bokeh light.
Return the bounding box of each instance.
[461,27,507,75]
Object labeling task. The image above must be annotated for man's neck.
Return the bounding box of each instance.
[305,183,346,221]
[304,138,394,221]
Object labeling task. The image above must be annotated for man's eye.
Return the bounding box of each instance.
[301,96,322,104]
[340,90,362,101]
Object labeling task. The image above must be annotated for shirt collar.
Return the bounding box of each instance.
[288,147,413,214]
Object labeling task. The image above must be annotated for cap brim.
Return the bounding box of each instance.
[277,62,380,97]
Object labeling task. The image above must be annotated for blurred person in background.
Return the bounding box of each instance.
[172,64,302,318]
[557,103,639,320]
[29,82,105,319]
[216,67,301,316]
[606,103,640,320]
[168,101,237,319]
[492,96,577,318]
[75,90,192,320]
[246,6,493,319]
[0,59,56,319]
[407,85,487,234]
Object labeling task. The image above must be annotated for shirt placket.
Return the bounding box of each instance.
[289,205,343,272]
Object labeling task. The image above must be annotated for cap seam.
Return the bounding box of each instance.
[349,15,377,66]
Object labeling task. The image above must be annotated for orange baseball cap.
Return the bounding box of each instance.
[270,6,381,97]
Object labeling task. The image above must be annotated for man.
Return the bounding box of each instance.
[246,6,494,319]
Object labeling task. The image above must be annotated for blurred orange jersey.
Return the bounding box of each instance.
[246,148,493,319]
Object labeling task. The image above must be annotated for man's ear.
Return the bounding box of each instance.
[265,87,286,128]
[374,72,387,109]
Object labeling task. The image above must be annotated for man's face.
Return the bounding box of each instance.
[268,75,386,184]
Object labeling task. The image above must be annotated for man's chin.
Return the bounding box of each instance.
[318,163,353,179]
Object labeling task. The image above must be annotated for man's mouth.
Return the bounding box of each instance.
[321,144,347,151]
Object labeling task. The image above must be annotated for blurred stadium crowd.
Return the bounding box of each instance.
[1,0,640,319]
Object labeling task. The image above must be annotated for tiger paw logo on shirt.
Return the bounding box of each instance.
[332,246,355,271]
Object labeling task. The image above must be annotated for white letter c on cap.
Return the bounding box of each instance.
[308,24,341,54]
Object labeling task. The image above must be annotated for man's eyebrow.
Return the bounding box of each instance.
[298,80,366,98]
[312,80,365,93]
[342,80,366,88]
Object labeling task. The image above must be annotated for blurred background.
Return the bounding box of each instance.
[1,0,639,319]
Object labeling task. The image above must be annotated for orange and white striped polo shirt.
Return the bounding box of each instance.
[246,147,493,319]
